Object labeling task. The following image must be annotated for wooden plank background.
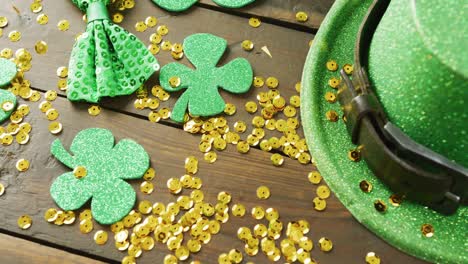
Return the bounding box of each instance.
[0,0,427,263]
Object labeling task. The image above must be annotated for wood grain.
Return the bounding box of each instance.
[0,0,313,138]
[0,94,426,263]
[0,1,426,263]
[198,0,335,30]
[0,233,105,264]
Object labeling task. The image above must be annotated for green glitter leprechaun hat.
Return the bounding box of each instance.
[67,0,159,103]
[301,0,467,263]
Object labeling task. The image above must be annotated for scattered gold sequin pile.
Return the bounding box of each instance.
[0,49,41,146]
[177,76,311,168]
[235,213,332,262]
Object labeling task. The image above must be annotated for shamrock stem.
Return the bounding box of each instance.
[50,139,76,168]
[171,92,190,123]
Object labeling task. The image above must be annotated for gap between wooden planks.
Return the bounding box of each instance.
[0,232,106,264]
[0,91,426,264]
[197,0,334,31]
[0,0,313,139]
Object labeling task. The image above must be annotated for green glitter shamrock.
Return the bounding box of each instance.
[159,33,253,122]
[50,128,149,225]
[152,0,255,12]
[0,58,18,123]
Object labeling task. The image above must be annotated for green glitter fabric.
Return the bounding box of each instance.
[152,0,255,12]
[0,58,18,87]
[50,128,150,225]
[67,0,159,103]
[301,0,467,263]
[211,0,255,8]
[0,58,18,123]
[368,0,467,167]
[0,90,17,123]
[152,0,198,12]
[160,33,253,123]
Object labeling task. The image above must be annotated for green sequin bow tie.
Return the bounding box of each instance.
[68,0,159,103]
[153,0,255,12]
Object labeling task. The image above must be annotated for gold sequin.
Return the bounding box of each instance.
[143,168,156,181]
[296,11,309,22]
[316,185,331,199]
[175,246,190,260]
[34,40,48,55]
[8,31,21,42]
[326,60,338,71]
[16,159,30,172]
[1,101,15,112]
[94,230,108,245]
[265,208,279,221]
[248,17,261,28]
[0,183,4,196]
[45,108,58,121]
[44,208,58,223]
[45,90,57,101]
[389,194,403,207]
[328,77,340,89]
[318,237,333,252]
[135,21,147,32]
[145,16,158,27]
[48,121,63,135]
[148,111,161,123]
[30,2,43,13]
[157,25,169,36]
[57,19,70,31]
[365,252,381,264]
[421,224,434,238]
[348,148,361,162]
[374,200,387,213]
[18,215,32,230]
[112,13,124,23]
[79,209,92,221]
[358,180,372,193]
[266,77,279,89]
[245,101,258,113]
[222,104,235,116]
[0,17,8,28]
[79,219,93,233]
[313,197,326,211]
[325,110,338,122]
[217,191,232,204]
[37,14,49,25]
[343,64,354,75]
[73,166,87,179]
[251,206,265,220]
[204,151,217,163]
[57,79,67,90]
[237,141,250,153]
[256,186,270,199]
[242,40,254,51]
[232,204,246,217]
[140,181,154,194]
[169,76,181,88]
[270,153,284,166]
[150,34,163,45]
[228,249,243,264]
[88,105,101,116]
[138,200,153,214]
[325,91,337,103]
[167,177,182,194]
[308,171,322,184]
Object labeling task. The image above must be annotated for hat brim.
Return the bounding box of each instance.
[300,0,467,263]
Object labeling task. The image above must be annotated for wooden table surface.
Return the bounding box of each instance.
[0,1,428,263]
